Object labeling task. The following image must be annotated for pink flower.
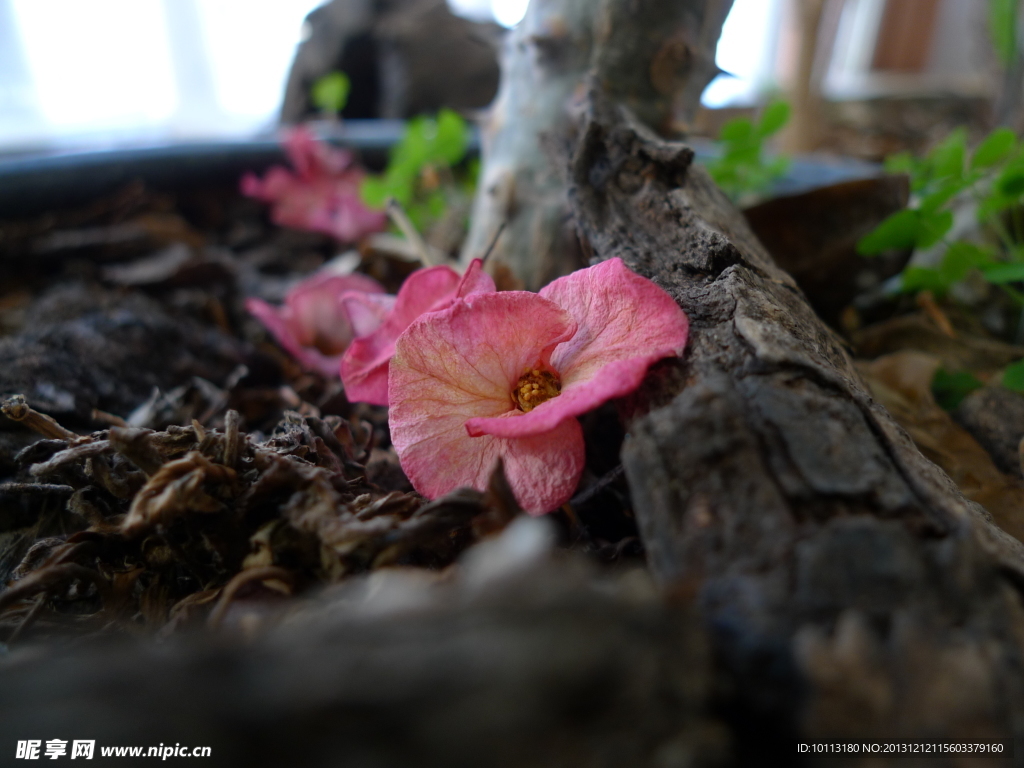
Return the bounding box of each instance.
[388,258,689,514]
[340,259,496,405]
[246,271,392,378]
[241,127,387,242]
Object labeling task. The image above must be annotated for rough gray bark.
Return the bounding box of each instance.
[568,100,1024,747]
[461,0,731,289]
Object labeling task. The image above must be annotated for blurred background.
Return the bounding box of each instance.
[0,0,1007,159]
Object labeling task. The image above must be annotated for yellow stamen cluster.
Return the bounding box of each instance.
[514,368,561,412]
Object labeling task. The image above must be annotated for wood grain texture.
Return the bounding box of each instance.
[568,100,1024,750]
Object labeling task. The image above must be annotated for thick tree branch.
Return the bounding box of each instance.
[462,0,731,289]
[569,100,1024,744]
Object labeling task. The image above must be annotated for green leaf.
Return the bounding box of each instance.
[858,209,919,255]
[719,118,754,143]
[982,262,1024,283]
[1004,359,1024,392]
[433,109,469,165]
[990,0,1018,65]
[915,209,954,249]
[900,266,948,293]
[311,71,350,116]
[884,152,916,176]
[384,172,415,208]
[940,241,997,283]
[971,127,1017,169]
[425,190,447,219]
[998,166,1024,197]
[928,129,966,181]
[757,101,791,137]
[919,177,971,214]
[359,176,390,209]
[708,104,791,201]
[932,368,983,410]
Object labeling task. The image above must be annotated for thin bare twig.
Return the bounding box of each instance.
[385,198,433,267]
[1,395,78,441]
[480,221,507,265]
[0,563,108,615]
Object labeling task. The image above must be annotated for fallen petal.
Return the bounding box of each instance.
[247,271,387,378]
[241,127,387,242]
[341,260,496,405]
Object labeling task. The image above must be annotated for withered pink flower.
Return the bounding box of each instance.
[241,127,387,242]
[340,259,495,405]
[247,271,392,378]
[388,258,689,514]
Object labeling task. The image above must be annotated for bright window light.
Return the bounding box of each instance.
[447,0,494,23]
[195,0,321,120]
[491,0,529,28]
[11,0,176,131]
[701,0,782,108]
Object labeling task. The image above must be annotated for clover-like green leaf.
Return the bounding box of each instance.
[757,101,791,137]
[900,266,947,293]
[858,209,919,255]
[928,129,966,181]
[940,241,997,283]
[434,109,470,166]
[933,368,983,410]
[981,262,1024,284]
[998,164,1024,197]
[971,128,1017,169]
[719,118,754,143]
[1004,360,1024,392]
[915,209,953,249]
[311,72,351,116]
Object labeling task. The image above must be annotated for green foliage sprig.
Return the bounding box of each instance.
[360,109,473,230]
[706,101,791,202]
[311,71,351,117]
[858,127,1024,301]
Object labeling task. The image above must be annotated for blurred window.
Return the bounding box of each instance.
[824,0,992,99]
[0,0,322,153]
[702,0,786,108]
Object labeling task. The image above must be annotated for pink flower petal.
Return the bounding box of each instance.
[340,259,496,405]
[389,292,582,514]
[341,291,397,338]
[241,127,387,243]
[247,271,387,378]
[246,296,342,377]
[455,257,496,298]
[465,258,688,438]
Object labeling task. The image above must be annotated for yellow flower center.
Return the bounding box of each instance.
[514,368,561,412]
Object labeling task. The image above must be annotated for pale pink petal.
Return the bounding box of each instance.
[287,273,383,352]
[241,128,387,243]
[455,258,496,298]
[341,265,462,405]
[340,260,496,405]
[282,126,319,178]
[246,296,342,377]
[282,125,356,179]
[341,291,397,337]
[466,258,688,439]
[389,292,581,514]
[247,271,386,378]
